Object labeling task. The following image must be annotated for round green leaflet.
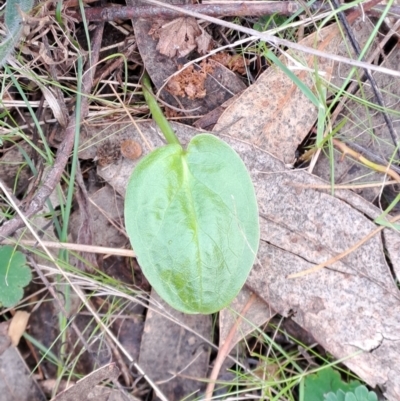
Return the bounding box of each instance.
[125,134,260,314]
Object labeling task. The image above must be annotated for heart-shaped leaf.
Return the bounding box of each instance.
[125,134,259,314]
[0,246,32,307]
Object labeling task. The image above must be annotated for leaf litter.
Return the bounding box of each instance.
[149,17,212,58]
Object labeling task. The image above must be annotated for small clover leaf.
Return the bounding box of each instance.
[304,367,361,401]
[325,386,378,401]
[0,246,32,307]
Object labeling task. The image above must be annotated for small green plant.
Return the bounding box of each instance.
[303,367,362,401]
[124,74,260,314]
[0,0,34,67]
[0,245,32,307]
[325,385,378,401]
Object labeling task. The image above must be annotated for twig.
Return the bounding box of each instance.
[204,293,257,400]
[332,139,400,183]
[69,1,400,22]
[69,2,309,21]
[2,239,136,257]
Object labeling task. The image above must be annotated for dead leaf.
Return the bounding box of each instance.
[50,363,120,401]
[8,311,30,347]
[232,137,400,401]
[0,320,46,401]
[69,185,126,251]
[153,17,211,58]
[219,287,274,350]
[39,84,68,128]
[196,24,212,55]
[138,290,211,401]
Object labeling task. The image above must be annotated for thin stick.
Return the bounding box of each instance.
[332,139,400,183]
[69,1,400,22]
[2,239,136,257]
[204,293,257,400]
[70,2,308,21]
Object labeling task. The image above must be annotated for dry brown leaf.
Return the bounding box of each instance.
[196,24,212,55]
[8,311,30,347]
[138,290,211,401]
[0,320,46,401]
[153,17,211,58]
[204,288,275,398]
[50,363,120,401]
[39,85,68,128]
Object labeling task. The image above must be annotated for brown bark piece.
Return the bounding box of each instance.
[219,287,274,351]
[138,290,211,401]
[51,363,120,401]
[0,321,46,401]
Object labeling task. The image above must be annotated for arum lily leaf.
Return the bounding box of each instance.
[125,134,259,314]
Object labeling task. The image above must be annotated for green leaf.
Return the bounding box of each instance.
[0,245,32,307]
[325,385,378,401]
[325,390,346,401]
[125,134,260,314]
[303,367,361,401]
[0,0,34,67]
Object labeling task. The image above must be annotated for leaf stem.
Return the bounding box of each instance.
[141,72,180,146]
